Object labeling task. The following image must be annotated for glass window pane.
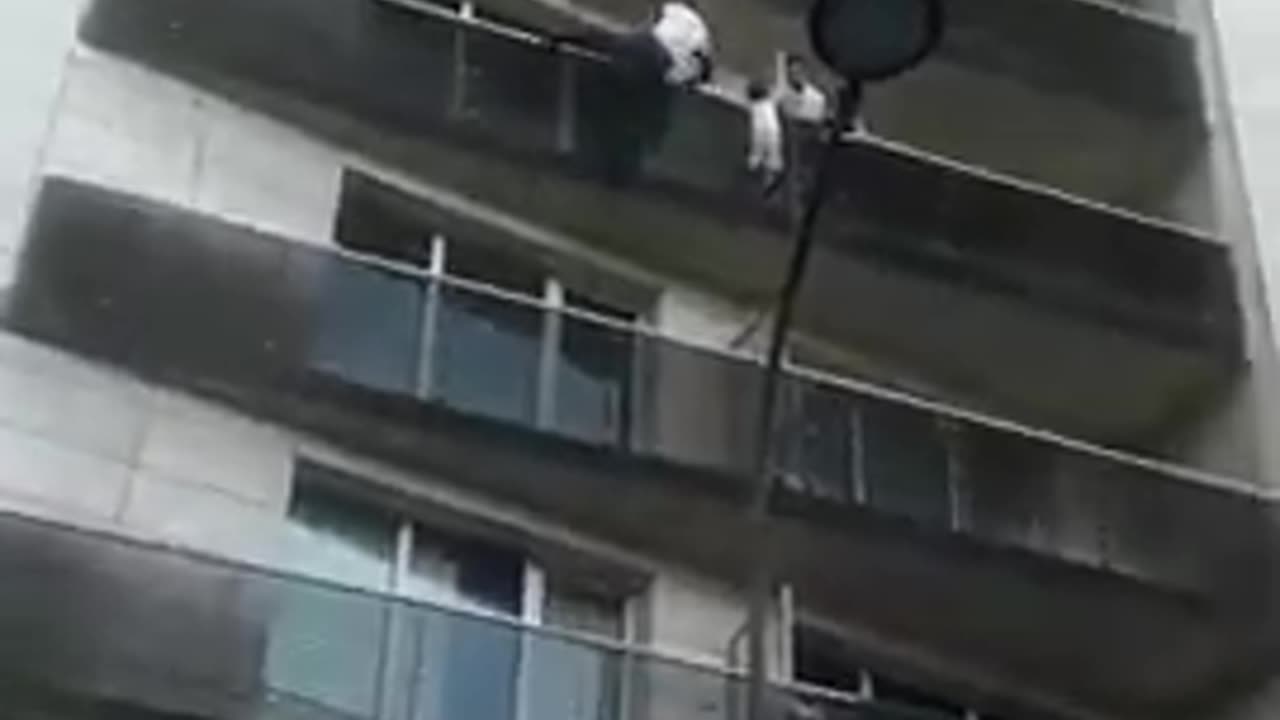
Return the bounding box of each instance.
[543,582,623,639]
[433,283,543,426]
[405,530,458,606]
[281,482,396,588]
[445,239,546,297]
[793,624,865,697]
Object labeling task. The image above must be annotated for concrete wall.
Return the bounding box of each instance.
[0,0,770,685]
[0,331,294,565]
[1180,0,1280,492]
[44,47,343,250]
[1197,0,1280,711]
[0,0,84,284]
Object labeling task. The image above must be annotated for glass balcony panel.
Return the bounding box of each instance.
[955,426,1058,549]
[647,92,750,198]
[432,280,543,426]
[777,376,857,505]
[625,653,742,720]
[407,606,522,720]
[631,336,762,476]
[290,247,425,395]
[264,579,391,719]
[362,1,458,130]
[460,24,561,152]
[523,631,624,720]
[861,399,951,527]
[555,310,637,447]
[265,479,398,718]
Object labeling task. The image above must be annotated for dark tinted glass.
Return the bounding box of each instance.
[432,282,543,425]
[460,24,561,151]
[779,378,857,504]
[862,399,951,526]
[293,249,425,395]
[555,296,636,447]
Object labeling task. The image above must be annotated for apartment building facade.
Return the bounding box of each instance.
[2,0,1280,718]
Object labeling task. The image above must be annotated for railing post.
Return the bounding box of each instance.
[536,279,564,429]
[557,54,578,154]
[849,404,868,505]
[376,521,417,720]
[940,417,967,533]
[450,3,473,117]
[747,84,862,720]
[415,235,447,400]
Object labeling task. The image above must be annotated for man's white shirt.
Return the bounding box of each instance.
[777,82,827,124]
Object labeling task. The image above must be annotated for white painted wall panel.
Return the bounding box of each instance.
[122,468,286,563]
[1213,0,1280,353]
[0,358,150,464]
[138,391,294,511]
[195,99,342,245]
[0,0,83,254]
[43,49,342,247]
[647,572,747,664]
[45,50,202,208]
[0,423,132,519]
[656,288,755,353]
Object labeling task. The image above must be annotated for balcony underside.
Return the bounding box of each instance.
[5,176,1278,720]
[79,0,1241,450]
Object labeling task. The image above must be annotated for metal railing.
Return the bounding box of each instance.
[82,0,1240,350]
[11,173,1261,595]
[299,236,1263,591]
[0,509,968,720]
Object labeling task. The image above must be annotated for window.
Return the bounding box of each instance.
[430,220,549,425]
[528,580,626,720]
[330,169,653,447]
[267,482,397,717]
[872,674,966,719]
[556,291,638,446]
[794,622,970,720]
[793,623,867,697]
[302,252,426,394]
[268,463,633,720]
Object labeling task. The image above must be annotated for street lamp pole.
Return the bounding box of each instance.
[743,81,861,720]
[740,2,943,719]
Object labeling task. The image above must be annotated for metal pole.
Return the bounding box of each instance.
[744,82,862,720]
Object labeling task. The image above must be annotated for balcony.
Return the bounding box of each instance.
[6,176,1277,718]
[77,0,1241,449]
[474,0,1213,229]
[0,508,979,720]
